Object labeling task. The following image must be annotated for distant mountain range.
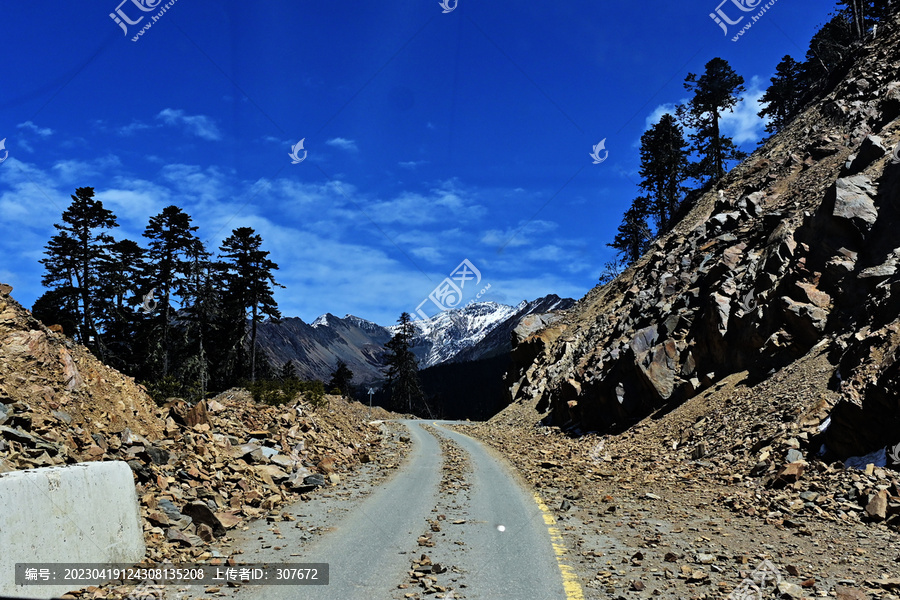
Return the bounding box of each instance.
[255,295,574,386]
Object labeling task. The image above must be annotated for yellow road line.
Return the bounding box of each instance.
[533,493,586,600]
[435,422,586,599]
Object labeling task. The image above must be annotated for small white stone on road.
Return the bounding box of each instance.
[497,525,506,532]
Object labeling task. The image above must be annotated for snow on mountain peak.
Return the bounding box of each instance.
[399,301,521,368]
[304,296,573,371]
[311,314,331,328]
[311,313,385,333]
[343,314,383,331]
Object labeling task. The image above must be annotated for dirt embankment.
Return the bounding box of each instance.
[1,284,403,599]
[461,342,900,599]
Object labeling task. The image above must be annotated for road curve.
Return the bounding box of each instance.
[230,420,579,600]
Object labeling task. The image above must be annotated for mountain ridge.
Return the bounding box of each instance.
[255,295,574,386]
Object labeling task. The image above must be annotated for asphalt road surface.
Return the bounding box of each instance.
[229,420,580,600]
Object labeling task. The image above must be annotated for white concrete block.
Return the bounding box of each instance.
[0,461,145,598]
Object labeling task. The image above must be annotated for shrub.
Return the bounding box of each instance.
[241,378,328,408]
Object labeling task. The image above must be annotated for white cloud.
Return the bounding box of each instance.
[17,121,54,137]
[525,244,566,262]
[51,156,122,185]
[644,102,683,132]
[223,217,439,324]
[364,185,486,226]
[642,76,767,148]
[156,109,222,141]
[95,186,170,227]
[399,160,427,169]
[0,148,594,324]
[720,75,767,145]
[480,219,558,248]
[117,121,154,136]
[410,246,443,262]
[325,137,359,152]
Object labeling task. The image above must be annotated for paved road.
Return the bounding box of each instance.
[229,420,578,600]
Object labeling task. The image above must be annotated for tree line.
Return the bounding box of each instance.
[34,187,282,402]
[602,0,896,281]
[32,189,431,413]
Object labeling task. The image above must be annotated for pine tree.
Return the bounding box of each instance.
[177,242,219,401]
[837,0,894,39]
[841,0,868,39]
[96,239,145,373]
[39,187,118,353]
[805,12,855,82]
[638,114,690,230]
[384,312,425,414]
[328,360,354,397]
[218,227,283,382]
[676,58,747,184]
[141,206,204,380]
[35,233,80,336]
[608,197,652,266]
[31,288,78,337]
[281,360,299,381]
[758,56,807,135]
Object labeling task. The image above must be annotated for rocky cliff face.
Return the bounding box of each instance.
[504,18,900,463]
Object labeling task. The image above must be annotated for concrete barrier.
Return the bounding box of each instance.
[0,461,145,599]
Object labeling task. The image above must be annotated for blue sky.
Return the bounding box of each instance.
[1,0,834,325]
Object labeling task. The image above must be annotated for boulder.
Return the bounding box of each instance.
[834,585,868,600]
[636,340,679,400]
[214,511,242,529]
[304,473,327,487]
[317,456,336,474]
[865,489,888,520]
[781,297,828,341]
[166,527,202,547]
[774,462,805,487]
[513,313,562,344]
[182,501,226,537]
[270,454,296,469]
[832,176,878,237]
[231,443,263,460]
[847,134,888,173]
[157,498,192,529]
[141,444,170,466]
[253,464,290,483]
[168,399,209,427]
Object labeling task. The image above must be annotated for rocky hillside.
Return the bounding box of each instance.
[0,282,164,459]
[503,15,900,467]
[1,283,394,576]
[256,314,392,383]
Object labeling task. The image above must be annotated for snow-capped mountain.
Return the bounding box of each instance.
[254,295,574,384]
[399,302,520,368]
[447,294,574,364]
